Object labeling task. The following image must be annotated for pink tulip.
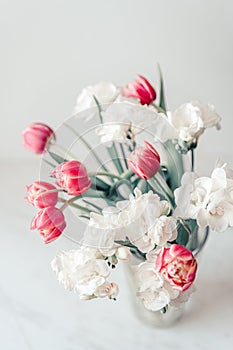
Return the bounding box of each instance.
[123,75,156,105]
[30,207,66,243]
[156,244,197,292]
[25,181,58,208]
[51,160,91,196]
[22,122,55,154]
[128,141,160,180]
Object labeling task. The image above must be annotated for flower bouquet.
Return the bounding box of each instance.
[23,67,233,326]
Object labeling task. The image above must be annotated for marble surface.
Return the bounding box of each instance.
[1,161,233,350]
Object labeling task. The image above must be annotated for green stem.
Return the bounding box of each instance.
[107,143,124,174]
[89,171,122,180]
[120,143,129,169]
[82,199,102,212]
[42,158,56,168]
[151,102,167,115]
[121,169,134,180]
[60,198,94,213]
[64,123,109,172]
[53,143,77,160]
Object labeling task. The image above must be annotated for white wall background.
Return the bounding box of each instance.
[1,0,233,168]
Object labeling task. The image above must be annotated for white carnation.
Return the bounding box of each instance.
[149,215,178,246]
[96,101,176,145]
[51,247,114,299]
[134,261,179,311]
[174,164,233,232]
[168,100,221,149]
[83,188,170,253]
[74,82,120,119]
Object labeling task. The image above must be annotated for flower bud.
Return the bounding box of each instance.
[94,282,119,299]
[51,160,91,196]
[123,75,156,105]
[128,141,160,180]
[22,122,55,154]
[116,246,131,260]
[25,181,58,208]
[30,206,66,243]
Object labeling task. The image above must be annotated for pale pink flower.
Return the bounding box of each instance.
[51,161,91,196]
[156,244,197,292]
[128,141,160,180]
[22,122,55,154]
[25,181,58,208]
[30,207,66,243]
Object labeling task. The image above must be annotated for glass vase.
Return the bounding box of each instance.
[125,226,209,328]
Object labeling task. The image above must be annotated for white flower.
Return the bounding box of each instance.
[83,206,126,251]
[149,215,178,246]
[74,82,120,119]
[168,101,221,149]
[170,284,196,309]
[116,189,169,252]
[197,191,233,232]
[174,172,211,219]
[174,164,233,232]
[96,101,176,145]
[134,261,179,311]
[83,188,170,253]
[116,246,132,260]
[94,282,119,299]
[51,247,113,299]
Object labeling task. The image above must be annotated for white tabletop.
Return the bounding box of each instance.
[1,161,233,350]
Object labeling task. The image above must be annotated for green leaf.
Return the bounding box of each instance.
[158,64,166,111]
[163,140,184,191]
[92,95,103,124]
[89,176,110,191]
[137,180,149,194]
[115,240,137,249]
[48,151,68,164]
[175,222,190,246]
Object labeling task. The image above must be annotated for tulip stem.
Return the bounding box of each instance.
[121,169,134,180]
[82,199,102,212]
[89,172,122,180]
[107,143,124,175]
[120,143,129,169]
[64,123,109,173]
[42,158,57,168]
[59,197,97,214]
[53,143,77,161]
[151,102,167,115]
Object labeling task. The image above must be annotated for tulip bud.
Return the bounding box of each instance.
[30,206,66,243]
[51,160,91,196]
[22,122,55,154]
[25,181,58,208]
[128,141,160,180]
[123,75,156,105]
